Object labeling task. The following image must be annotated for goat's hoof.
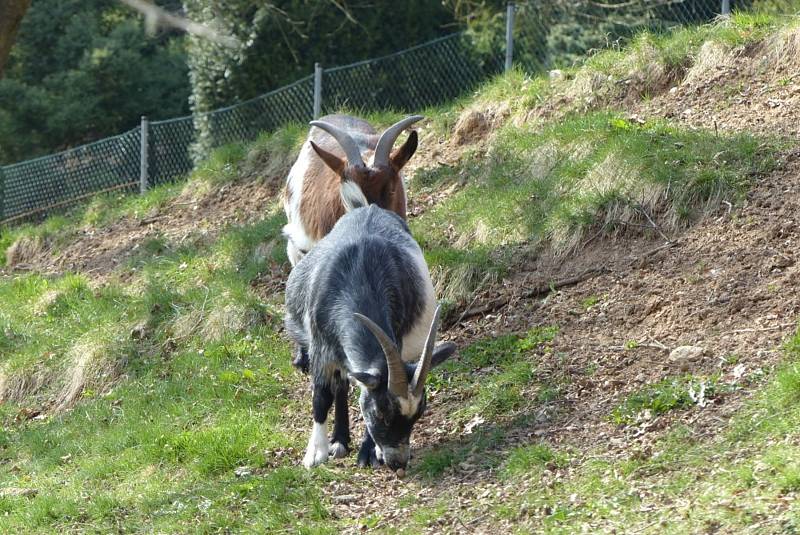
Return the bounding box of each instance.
[329,442,349,459]
[357,450,382,469]
[302,444,329,469]
[291,357,309,375]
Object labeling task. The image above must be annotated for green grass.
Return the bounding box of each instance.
[413,328,559,479]
[502,443,570,480]
[429,327,557,424]
[411,111,778,304]
[481,326,800,533]
[609,374,726,425]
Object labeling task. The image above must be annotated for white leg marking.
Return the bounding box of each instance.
[303,421,329,469]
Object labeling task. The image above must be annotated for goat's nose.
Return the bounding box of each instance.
[386,458,407,471]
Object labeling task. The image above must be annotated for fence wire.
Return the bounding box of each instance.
[322,33,502,114]
[512,0,793,73]
[1,0,797,224]
[1,129,141,223]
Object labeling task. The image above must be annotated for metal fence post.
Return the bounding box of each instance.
[505,2,516,72]
[722,0,731,16]
[139,116,149,195]
[313,63,323,119]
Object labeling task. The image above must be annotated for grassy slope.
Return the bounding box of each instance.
[0,11,798,533]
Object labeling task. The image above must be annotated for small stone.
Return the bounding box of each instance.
[0,488,37,498]
[234,466,252,478]
[669,346,705,365]
[395,468,406,479]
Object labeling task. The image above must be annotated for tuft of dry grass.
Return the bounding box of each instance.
[55,337,124,412]
[683,40,733,87]
[201,302,261,342]
[5,235,44,268]
[761,23,800,75]
[32,289,64,317]
[0,366,50,404]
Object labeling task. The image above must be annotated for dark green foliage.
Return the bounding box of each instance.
[0,0,189,164]
[183,1,457,111]
[513,0,729,71]
[182,1,462,155]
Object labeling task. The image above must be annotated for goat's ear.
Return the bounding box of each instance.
[310,140,345,175]
[431,341,457,368]
[349,372,380,390]
[389,130,418,171]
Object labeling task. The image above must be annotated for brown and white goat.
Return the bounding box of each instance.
[282,114,422,266]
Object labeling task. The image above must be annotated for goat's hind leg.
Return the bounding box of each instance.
[303,380,334,468]
[292,344,309,374]
[329,373,350,458]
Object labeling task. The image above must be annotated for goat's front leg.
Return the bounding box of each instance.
[303,381,334,468]
[329,376,350,458]
[357,432,383,469]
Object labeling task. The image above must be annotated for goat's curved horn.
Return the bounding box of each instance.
[310,120,365,168]
[373,115,423,167]
[353,313,408,398]
[411,305,442,398]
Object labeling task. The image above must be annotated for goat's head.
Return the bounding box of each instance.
[308,116,422,216]
[350,305,456,471]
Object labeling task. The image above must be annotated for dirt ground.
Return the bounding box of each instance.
[308,146,798,532]
[3,173,285,280]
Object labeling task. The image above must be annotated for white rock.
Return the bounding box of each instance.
[669,346,705,364]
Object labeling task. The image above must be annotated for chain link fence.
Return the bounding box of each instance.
[1,0,797,225]
[511,0,770,73]
[322,33,502,115]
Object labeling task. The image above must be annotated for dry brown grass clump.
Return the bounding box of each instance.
[5,235,44,267]
[761,23,800,76]
[0,367,51,404]
[0,336,123,412]
[55,338,124,412]
[201,302,260,342]
[683,40,733,87]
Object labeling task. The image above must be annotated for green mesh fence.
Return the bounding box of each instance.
[1,0,797,225]
[322,33,502,114]
[512,0,799,73]
[1,128,141,223]
[193,75,314,158]
[149,116,195,186]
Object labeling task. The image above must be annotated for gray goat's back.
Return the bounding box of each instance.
[286,204,414,306]
[284,205,428,372]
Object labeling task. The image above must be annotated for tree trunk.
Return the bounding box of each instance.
[0,0,31,78]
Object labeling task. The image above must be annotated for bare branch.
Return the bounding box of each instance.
[119,0,240,48]
[0,0,31,78]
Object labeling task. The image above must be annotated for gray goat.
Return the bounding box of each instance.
[285,198,455,471]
